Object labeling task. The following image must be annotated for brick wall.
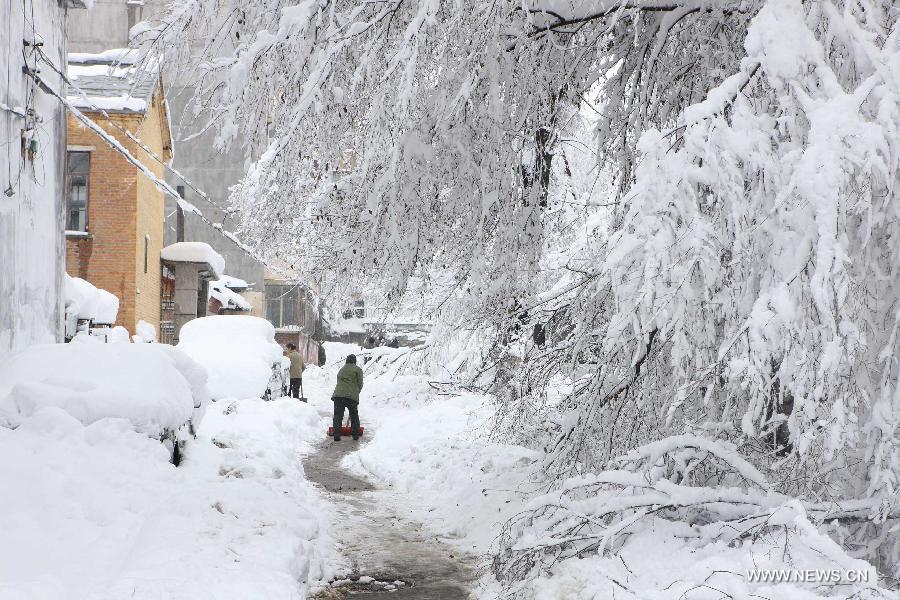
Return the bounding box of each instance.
[132,90,167,332]
[64,90,168,335]
[274,331,320,366]
[66,113,139,332]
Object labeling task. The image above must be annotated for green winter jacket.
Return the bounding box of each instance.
[332,363,364,402]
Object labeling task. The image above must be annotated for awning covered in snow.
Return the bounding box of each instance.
[161,242,225,279]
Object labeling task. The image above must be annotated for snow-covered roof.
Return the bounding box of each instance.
[217,275,249,291]
[66,49,159,114]
[68,48,143,65]
[161,242,225,278]
[209,281,251,312]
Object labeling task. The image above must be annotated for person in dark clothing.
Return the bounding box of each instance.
[331,354,363,441]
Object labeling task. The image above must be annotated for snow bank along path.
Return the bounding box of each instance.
[305,343,896,600]
[0,393,339,600]
[302,343,481,599]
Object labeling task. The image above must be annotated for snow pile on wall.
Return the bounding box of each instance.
[91,325,130,343]
[0,341,208,438]
[161,241,226,278]
[66,48,158,113]
[64,275,98,320]
[209,279,251,311]
[177,315,283,399]
[0,396,337,599]
[64,274,119,324]
[94,289,119,324]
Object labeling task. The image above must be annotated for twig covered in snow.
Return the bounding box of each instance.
[142,0,900,586]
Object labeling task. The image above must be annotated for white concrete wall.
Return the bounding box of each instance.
[0,0,72,359]
[66,0,136,53]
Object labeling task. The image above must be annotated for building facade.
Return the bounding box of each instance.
[67,1,269,318]
[63,51,172,335]
[266,278,324,365]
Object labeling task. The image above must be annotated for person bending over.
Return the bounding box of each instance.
[331,354,363,441]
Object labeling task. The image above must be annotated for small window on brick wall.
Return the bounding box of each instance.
[66,151,90,232]
[144,235,149,273]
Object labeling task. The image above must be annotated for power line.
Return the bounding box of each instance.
[30,50,307,286]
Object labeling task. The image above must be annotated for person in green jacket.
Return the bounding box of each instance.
[332,354,363,441]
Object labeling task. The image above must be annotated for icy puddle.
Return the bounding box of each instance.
[305,437,476,599]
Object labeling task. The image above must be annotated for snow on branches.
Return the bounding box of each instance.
[144,0,899,585]
[495,437,894,599]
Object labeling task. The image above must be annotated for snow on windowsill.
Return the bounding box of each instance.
[65,230,92,239]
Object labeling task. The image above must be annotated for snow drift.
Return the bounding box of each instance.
[176,315,283,399]
[0,397,337,600]
[0,340,208,438]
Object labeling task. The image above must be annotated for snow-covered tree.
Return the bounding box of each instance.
[143,0,899,583]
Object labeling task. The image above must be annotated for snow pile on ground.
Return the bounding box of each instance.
[0,396,337,600]
[0,340,207,438]
[160,242,225,278]
[316,343,895,600]
[177,315,283,399]
[520,514,887,600]
[133,319,157,343]
[309,343,540,555]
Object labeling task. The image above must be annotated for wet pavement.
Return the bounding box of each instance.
[304,436,476,599]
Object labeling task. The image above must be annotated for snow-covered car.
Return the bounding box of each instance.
[176,315,288,400]
[0,339,209,464]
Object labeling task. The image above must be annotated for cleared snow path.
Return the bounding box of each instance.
[304,435,476,599]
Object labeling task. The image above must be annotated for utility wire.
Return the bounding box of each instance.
[36,47,231,215]
[28,55,304,286]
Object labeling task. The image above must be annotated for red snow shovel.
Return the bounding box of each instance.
[327,417,365,438]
